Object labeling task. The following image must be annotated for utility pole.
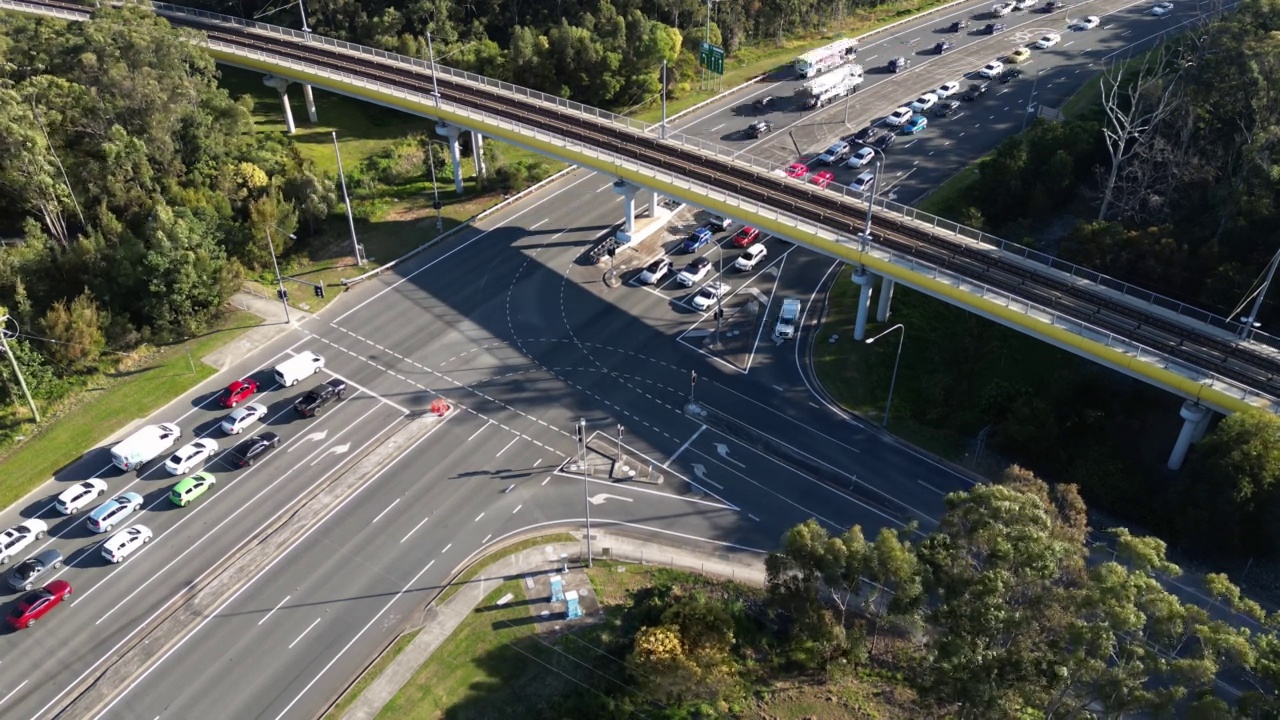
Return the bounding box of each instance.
[331,132,363,266]
[690,370,698,401]
[616,424,624,470]
[266,227,292,325]
[0,314,39,423]
[578,418,592,568]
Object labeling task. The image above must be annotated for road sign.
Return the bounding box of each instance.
[699,42,725,75]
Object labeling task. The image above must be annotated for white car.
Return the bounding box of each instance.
[817,140,852,164]
[1013,0,1037,8]
[980,61,1005,78]
[885,106,913,126]
[691,282,731,311]
[734,244,768,271]
[55,478,109,515]
[1072,15,1100,29]
[935,81,961,99]
[221,403,267,435]
[101,525,152,564]
[0,519,47,564]
[1036,32,1061,48]
[164,438,219,476]
[1150,1,1172,14]
[638,257,672,285]
[675,257,712,288]
[992,1,1014,14]
[851,171,876,194]
[846,146,876,169]
[910,93,938,113]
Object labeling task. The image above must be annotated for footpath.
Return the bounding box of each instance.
[337,528,766,720]
[205,289,315,370]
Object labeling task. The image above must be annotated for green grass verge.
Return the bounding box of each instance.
[435,534,577,606]
[323,629,421,720]
[915,160,984,217]
[0,310,262,509]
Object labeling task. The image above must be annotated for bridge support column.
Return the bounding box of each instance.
[435,123,465,194]
[852,267,874,341]
[650,190,661,217]
[1191,407,1215,443]
[471,131,486,179]
[1168,401,1209,470]
[612,179,639,236]
[301,84,318,123]
[876,275,895,322]
[262,75,296,134]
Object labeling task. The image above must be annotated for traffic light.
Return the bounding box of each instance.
[277,288,289,301]
[314,284,325,299]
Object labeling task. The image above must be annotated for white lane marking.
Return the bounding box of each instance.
[85,422,451,720]
[467,420,492,442]
[709,123,725,132]
[288,618,322,649]
[371,498,401,524]
[258,595,291,626]
[496,436,519,457]
[512,504,522,514]
[664,425,706,468]
[474,512,485,522]
[748,514,760,522]
[400,515,431,544]
[917,479,945,495]
[0,680,28,707]
[482,533,492,544]
[441,543,452,554]
[531,218,549,229]
[533,457,543,467]
[541,477,550,486]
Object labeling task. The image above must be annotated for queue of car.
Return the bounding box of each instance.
[3,352,346,630]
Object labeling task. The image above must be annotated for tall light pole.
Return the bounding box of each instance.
[266,226,293,325]
[865,323,905,428]
[1239,246,1280,340]
[426,30,442,104]
[577,418,593,568]
[661,59,669,140]
[0,314,39,423]
[331,131,362,266]
[297,0,311,33]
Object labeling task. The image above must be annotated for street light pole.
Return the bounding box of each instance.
[0,315,39,423]
[426,31,442,104]
[865,323,905,428]
[266,226,292,325]
[331,131,362,266]
[661,59,669,140]
[578,418,592,568]
[296,0,311,32]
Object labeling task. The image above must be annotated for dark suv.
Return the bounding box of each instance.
[888,57,910,72]
[962,81,991,101]
[295,379,348,418]
[232,432,281,467]
[985,22,1007,33]
[747,120,773,138]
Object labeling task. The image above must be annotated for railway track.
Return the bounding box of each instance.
[23,0,1280,400]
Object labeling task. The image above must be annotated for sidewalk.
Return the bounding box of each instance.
[338,528,766,720]
[205,291,314,371]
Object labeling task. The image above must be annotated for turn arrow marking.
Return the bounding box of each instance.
[587,493,634,506]
[311,442,351,466]
[714,443,745,467]
[288,430,327,452]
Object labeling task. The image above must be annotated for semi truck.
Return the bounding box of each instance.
[796,64,864,109]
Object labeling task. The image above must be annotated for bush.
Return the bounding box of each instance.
[492,159,553,193]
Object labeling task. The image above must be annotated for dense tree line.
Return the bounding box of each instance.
[0,7,334,410]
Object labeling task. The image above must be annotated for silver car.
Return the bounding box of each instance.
[8,548,63,591]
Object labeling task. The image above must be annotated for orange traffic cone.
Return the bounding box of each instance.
[430,398,449,416]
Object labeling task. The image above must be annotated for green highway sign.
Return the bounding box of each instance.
[699,42,725,75]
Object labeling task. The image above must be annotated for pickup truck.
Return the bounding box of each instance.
[775,298,802,339]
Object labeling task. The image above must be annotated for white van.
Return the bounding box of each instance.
[111,423,182,472]
[274,351,325,387]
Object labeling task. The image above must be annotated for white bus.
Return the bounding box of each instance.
[794,38,859,78]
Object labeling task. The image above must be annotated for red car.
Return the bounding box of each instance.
[785,162,809,179]
[222,379,259,408]
[732,226,761,248]
[810,170,835,189]
[8,580,71,629]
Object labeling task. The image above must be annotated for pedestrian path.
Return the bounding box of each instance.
[204,290,314,370]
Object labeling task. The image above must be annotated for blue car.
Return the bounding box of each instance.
[903,115,928,135]
[87,491,144,534]
[680,227,713,253]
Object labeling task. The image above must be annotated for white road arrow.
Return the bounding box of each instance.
[587,493,634,506]
[311,442,351,466]
[746,288,770,304]
[288,430,328,452]
[690,463,724,489]
[713,443,745,467]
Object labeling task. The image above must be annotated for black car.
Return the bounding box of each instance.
[961,81,991,101]
[852,125,883,144]
[747,120,773,138]
[874,132,896,151]
[295,378,348,418]
[985,22,1007,33]
[999,67,1024,83]
[888,56,910,72]
[934,41,954,54]
[933,100,961,117]
[7,549,62,591]
[233,432,281,467]
[1042,1,1062,10]
[947,20,968,31]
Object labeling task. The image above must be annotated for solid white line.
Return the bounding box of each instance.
[467,420,492,442]
[512,504,522,514]
[258,595,291,626]
[664,425,706,468]
[271,556,438,720]
[371,498,401,524]
[400,515,430,544]
[441,543,452,554]
[87,418,450,720]
[0,680,27,707]
[288,618,322,649]
[917,479,945,495]
[474,512,485,522]
[495,436,519,457]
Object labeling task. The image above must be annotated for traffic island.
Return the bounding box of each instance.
[679,291,766,372]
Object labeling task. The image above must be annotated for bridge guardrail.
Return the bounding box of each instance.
[140,0,1279,350]
[195,34,1277,411]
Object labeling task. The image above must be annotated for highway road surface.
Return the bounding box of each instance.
[0,0,1244,717]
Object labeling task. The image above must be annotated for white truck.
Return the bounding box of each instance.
[794,38,859,78]
[775,298,803,339]
[796,65,863,109]
[111,422,182,472]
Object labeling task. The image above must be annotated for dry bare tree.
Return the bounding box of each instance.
[1097,49,1182,222]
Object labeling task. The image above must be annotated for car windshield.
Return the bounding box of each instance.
[14,562,36,579]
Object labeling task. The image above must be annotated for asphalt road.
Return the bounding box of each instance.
[0,0,1247,716]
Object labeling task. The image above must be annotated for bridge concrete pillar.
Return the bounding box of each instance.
[435,123,465,194]
[471,131,486,179]
[651,190,661,217]
[612,179,640,237]
[301,84,318,123]
[1191,407,1215,443]
[262,75,296,134]
[1168,401,1210,470]
[875,275,895,323]
[852,267,874,341]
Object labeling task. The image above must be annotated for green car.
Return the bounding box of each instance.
[170,472,216,507]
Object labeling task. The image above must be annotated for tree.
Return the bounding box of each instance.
[1178,409,1280,555]
[1097,49,1182,221]
[37,291,105,373]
